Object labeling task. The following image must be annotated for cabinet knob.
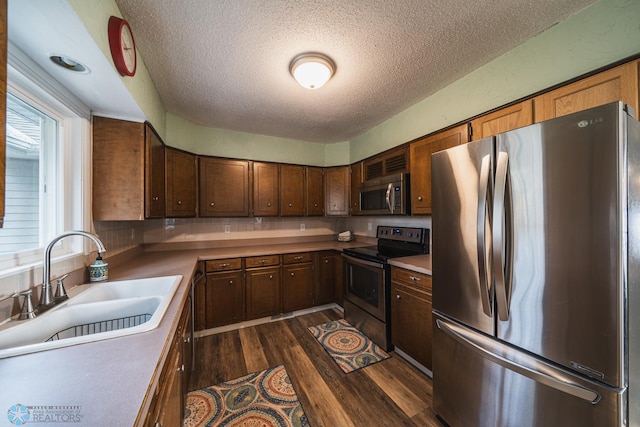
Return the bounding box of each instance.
[324,259,329,264]
[153,196,159,201]
[396,294,401,300]
[229,280,234,285]
[184,337,191,344]
[260,259,266,264]
[269,275,273,279]
[314,203,318,207]
[178,364,185,372]
[177,200,182,205]
[409,276,421,282]
[418,196,423,201]
[288,203,293,207]
[220,263,230,268]
[267,202,272,207]
[290,272,295,276]
[294,256,302,260]
[210,202,215,207]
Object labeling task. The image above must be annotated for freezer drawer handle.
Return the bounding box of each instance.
[436,318,601,404]
[477,154,492,317]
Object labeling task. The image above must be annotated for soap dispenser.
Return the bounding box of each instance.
[89,255,108,282]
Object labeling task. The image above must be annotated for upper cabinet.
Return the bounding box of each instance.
[165,147,197,218]
[325,166,350,216]
[93,117,165,221]
[534,61,639,122]
[252,162,279,217]
[199,157,250,217]
[145,127,166,219]
[0,0,6,228]
[470,100,533,141]
[410,123,470,215]
[350,161,363,216]
[280,164,305,216]
[363,146,408,181]
[305,166,324,216]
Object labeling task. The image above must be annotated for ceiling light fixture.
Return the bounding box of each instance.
[289,53,335,90]
[49,55,90,74]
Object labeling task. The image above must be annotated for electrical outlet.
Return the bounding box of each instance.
[300,223,306,231]
[368,223,372,231]
[224,224,231,233]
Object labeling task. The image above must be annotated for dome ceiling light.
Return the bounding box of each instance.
[289,53,335,90]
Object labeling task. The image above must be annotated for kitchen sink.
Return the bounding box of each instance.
[0,275,182,359]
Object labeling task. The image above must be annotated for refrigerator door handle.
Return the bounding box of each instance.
[477,154,492,317]
[385,183,393,214]
[493,151,512,321]
[436,318,602,404]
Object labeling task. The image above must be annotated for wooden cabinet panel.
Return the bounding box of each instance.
[205,258,243,272]
[280,164,305,216]
[470,100,533,141]
[534,61,639,122]
[165,147,197,217]
[282,252,314,264]
[282,262,314,312]
[316,251,342,306]
[306,166,324,216]
[145,125,165,218]
[410,123,469,215]
[199,157,250,217]
[246,266,281,320]
[350,162,363,215]
[253,162,279,216]
[206,270,245,327]
[391,267,433,369]
[325,166,350,216]
[363,146,408,180]
[0,0,6,227]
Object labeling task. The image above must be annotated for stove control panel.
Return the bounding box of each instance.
[376,226,428,244]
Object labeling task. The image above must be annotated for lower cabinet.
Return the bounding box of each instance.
[206,270,245,328]
[246,255,282,320]
[390,267,433,370]
[316,251,343,306]
[144,293,193,427]
[282,252,314,312]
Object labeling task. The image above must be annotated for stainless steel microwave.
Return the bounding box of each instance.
[359,173,409,215]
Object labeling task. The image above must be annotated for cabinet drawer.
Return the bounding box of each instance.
[205,258,242,272]
[391,267,432,291]
[245,254,280,268]
[282,252,313,264]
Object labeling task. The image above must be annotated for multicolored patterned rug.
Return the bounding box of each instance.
[183,365,309,427]
[308,319,390,373]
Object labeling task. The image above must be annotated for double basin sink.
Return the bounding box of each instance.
[0,275,183,359]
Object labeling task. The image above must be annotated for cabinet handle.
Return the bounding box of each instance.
[184,337,190,344]
[178,364,185,372]
[220,263,230,268]
[154,423,162,427]
[294,256,303,260]
[210,202,215,207]
[409,276,421,282]
[259,259,267,264]
[153,196,159,201]
[418,196,423,201]
[177,200,182,205]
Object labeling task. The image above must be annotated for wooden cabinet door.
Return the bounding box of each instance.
[165,147,197,217]
[363,146,408,180]
[471,100,533,141]
[180,296,193,407]
[145,124,165,219]
[391,269,433,370]
[282,263,314,312]
[199,157,250,217]
[246,267,281,320]
[316,251,341,306]
[253,162,279,216]
[325,166,350,216]
[206,270,245,328]
[194,264,206,331]
[534,61,639,122]
[280,165,305,216]
[350,161,363,215]
[410,123,469,215]
[306,166,324,216]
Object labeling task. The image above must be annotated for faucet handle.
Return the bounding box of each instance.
[13,290,37,320]
[55,274,70,302]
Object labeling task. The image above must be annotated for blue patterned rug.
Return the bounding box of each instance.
[183,365,309,426]
[308,319,390,373]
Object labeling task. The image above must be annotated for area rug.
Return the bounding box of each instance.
[183,365,309,427]
[307,319,390,374]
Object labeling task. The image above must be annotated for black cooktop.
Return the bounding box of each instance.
[343,226,429,263]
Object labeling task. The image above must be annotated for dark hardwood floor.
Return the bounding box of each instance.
[189,308,444,426]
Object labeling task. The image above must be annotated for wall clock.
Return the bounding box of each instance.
[108,16,137,77]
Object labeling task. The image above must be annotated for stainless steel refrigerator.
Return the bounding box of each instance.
[431,101,640,427]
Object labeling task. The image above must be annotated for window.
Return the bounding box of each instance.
[0,93,59,254]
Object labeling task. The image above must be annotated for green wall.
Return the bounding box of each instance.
[71,0,640,166]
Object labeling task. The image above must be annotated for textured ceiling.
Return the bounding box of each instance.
[115,0,596,143]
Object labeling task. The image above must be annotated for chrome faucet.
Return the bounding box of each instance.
[40,231,107,312]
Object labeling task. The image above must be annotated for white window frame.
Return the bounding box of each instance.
[0,46,92,297]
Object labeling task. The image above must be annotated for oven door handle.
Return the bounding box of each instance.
[342,254,384,269]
